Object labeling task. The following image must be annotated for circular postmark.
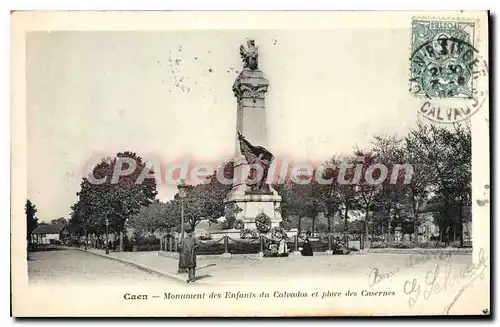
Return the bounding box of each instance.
[410,36,488,123]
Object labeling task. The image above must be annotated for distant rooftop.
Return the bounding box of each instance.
[32,223,66,234]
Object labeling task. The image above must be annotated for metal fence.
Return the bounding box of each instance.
[160,233,351,255]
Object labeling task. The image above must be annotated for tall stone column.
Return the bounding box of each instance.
[230,68,270,197]
[224,40,282,230]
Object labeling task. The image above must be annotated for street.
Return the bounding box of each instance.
[28,249,165,285]
[79,248,473,285]
[27,247,474,286]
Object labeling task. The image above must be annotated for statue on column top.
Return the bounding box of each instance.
[239,39,259,70]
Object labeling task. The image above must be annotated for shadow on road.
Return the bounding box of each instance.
[28,246,67,253]
[196,263,216,271]
[192,274,212,282]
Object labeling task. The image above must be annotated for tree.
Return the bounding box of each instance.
[405,123,471,246]
[51,217,68,226]
[352,149,382,247]
[163,162,234,232]
[324,196,341,234]
[192,162,234,224]
[68,209,83,236]
[26,199,38,243]
[324,156,358,243]
[71,152,158,250]
[75,152,158,233]
[371,134,413,242]
[128,200,177,235]
[274,175,327,236]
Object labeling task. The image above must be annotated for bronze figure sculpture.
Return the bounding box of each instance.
[237,132,273,194]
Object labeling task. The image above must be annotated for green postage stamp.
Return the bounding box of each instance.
[410,19,488,123]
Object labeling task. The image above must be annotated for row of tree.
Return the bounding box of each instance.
[48,122,470,248]
[275,122,471,246]
[65,151,233,246]
[68,152,158,246]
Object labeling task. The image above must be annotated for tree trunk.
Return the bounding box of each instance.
[311,217,316,237]
[389,202,397,243]
[297,217,303,237]
[344,205,349,244]
[458,204,464,247]
[364,207,370,248]
[327,215,332,234]
[410,189,418,246]
[387,217,392,243]
[371,219,375,242]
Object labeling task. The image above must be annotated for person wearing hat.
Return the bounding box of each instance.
[301,231,313,256]
[178,223,199,283]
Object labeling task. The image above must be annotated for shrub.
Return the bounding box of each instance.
[369,235,386,242]
[124,234,161,251]
[255,213,271,234]
[189,238,357,256]
[392,242,413,249]
[197,240,261,255]
[136,235,160,251]
[240,228,258,239]
[279,220,291,231]
[198,231,212,241]
[415,242,448,248]
[370,242,388,249]
[270,227,286,240]
[234,219,245,230]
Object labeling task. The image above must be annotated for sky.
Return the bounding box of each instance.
[26,29,421,221]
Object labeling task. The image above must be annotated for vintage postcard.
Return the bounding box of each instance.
[11,11,490,317]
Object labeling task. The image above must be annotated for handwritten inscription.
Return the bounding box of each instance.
[443,249,488,314]
[407,251,454,268]
[403,248,488,313]
[368,267,400,287]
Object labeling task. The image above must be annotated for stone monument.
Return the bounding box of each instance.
[223,39,282,230]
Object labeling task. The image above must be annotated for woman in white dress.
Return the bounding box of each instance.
[278,235,289,257]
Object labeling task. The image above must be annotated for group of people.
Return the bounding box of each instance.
[268,235,289,257]
[268,231,313,257]
[178,226,315,283]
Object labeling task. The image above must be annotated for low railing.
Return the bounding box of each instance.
[160,233,352,256]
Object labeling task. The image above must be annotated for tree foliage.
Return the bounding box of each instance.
[51,217,68,226]
[128,200,177,234]
[275,123,471,246]
[163,161,234,231]
[26,199,38,242]
[70,152,158,237]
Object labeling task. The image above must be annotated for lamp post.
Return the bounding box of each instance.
[105,217,110,255]
[177,179,188,274]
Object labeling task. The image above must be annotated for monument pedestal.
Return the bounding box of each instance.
[225,42,283,231]
[224,191,282,229]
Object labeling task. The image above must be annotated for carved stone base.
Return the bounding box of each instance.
[224,190,282,230]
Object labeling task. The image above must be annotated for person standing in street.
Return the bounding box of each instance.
[178,225,199,283]
[301,231,313,256]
